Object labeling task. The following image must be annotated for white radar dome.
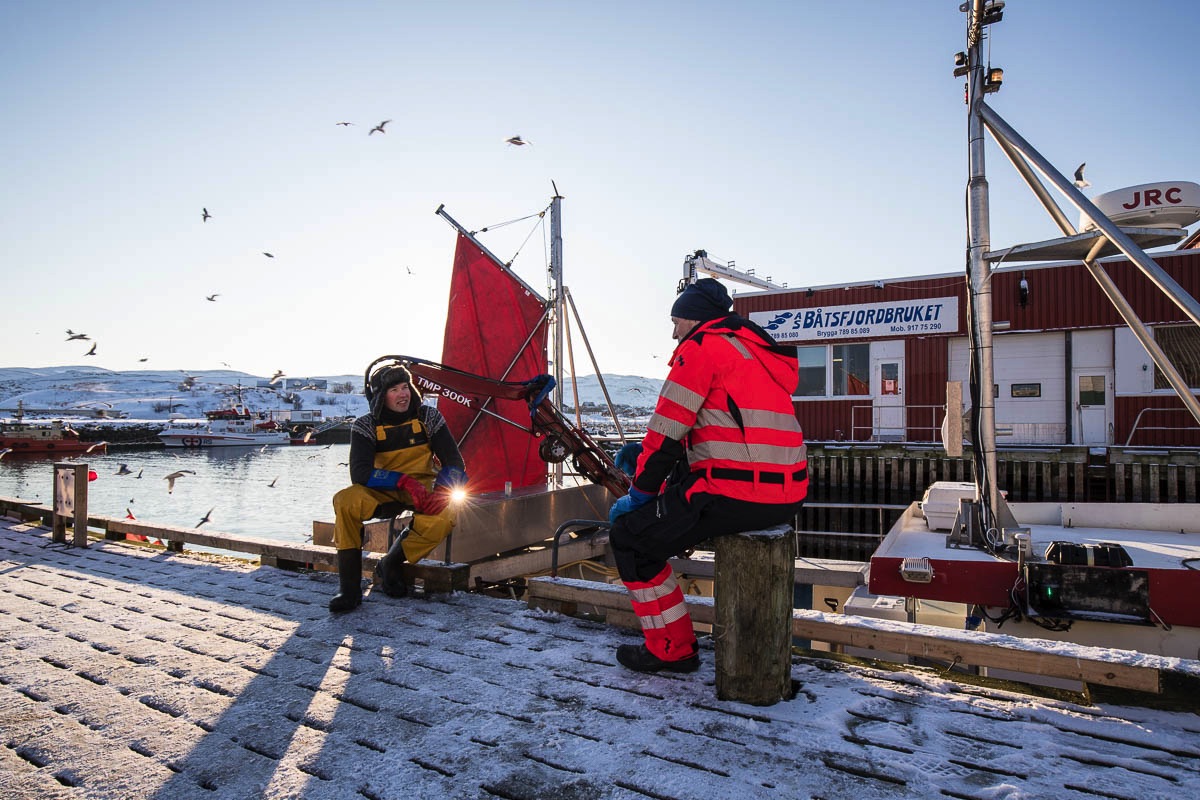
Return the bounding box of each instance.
[1080,181,1200,231]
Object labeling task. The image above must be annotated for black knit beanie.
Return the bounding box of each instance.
[670,278,732,322]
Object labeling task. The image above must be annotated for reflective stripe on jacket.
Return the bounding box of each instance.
[634,315,808,504]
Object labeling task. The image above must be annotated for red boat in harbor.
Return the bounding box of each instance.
[0,402,106,456]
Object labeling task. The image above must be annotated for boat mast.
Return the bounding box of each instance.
[964,0,1000,532]
[549,186,565,487]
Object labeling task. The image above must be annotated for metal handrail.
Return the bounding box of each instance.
[850,403,945,442]
[1124,407,1200,446]
[550,519,609,577]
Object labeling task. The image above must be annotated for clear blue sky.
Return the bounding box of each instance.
[2,1,1195,381]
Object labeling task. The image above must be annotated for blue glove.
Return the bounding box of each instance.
[614,442,643,477]
[434,465,468,491]
[609,486,654,524]
[366,468,405,489]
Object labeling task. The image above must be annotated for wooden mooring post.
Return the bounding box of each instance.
[52,462,89,548]
[713,525,794,706]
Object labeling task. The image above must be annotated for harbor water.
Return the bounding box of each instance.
[0,445,352,545]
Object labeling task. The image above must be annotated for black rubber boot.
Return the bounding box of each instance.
[616,644,699,674]
[374,535,409,598]
[328,549,363,613]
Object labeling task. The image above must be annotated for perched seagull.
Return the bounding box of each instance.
[85,440,107,453]
[115,463,133,475]
[269,369,285,385]
[85,343,97,356]
[163,469,196,494]
[335,121,355,126]
[196,507,214,528]
[1073,163,1091,189]
[268,477,279,488]
[263,252,274,258]
[369,119,391,135]
[206,293,219,302]
[202,207,211,222]
[67,333,90,341]
[505,135,530,147]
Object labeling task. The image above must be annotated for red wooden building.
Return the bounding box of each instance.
[733,245,1200,447]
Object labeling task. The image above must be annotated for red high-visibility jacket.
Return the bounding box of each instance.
[634,315,808,504]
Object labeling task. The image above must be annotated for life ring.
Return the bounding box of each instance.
[181,437,201,447]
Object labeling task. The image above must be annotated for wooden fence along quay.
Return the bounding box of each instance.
[3,479,1197,701]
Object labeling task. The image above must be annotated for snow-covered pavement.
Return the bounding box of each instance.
[2,517,1197,799]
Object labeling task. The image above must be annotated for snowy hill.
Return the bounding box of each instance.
[0,367,661,425]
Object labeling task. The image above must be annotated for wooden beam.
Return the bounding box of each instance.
[525,577,1163,694]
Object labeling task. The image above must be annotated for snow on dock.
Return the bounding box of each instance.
[2,516,1199,800]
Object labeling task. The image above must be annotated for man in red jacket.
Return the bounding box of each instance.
[609,278,808,673]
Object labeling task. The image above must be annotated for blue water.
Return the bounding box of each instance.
[0,445,352,545]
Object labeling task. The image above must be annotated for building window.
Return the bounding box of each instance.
[796,346,827,397]
[793,343,873,398]
[1011,383,1041,398]
[1079,375,1106,405]
[1153,325,1200,390]
[832,344,870,396]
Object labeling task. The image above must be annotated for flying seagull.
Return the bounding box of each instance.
[207,293,219,301]
[0,448,11,461]
[135,469,143,479]
[163,469,196,494]
[115,463,133,475]
[85,440,107,453]
[1073,163,1091,189]
[263,252,274,258]
[269,369,285,385]
[369,119,391,135]
[202,207,211,222]
[85,343,97,356]
[268,477,279,488]
[335,121,355,126]
[67,333,89,341]
[505,135,530,146]
[196,507,214,528]
[138,357,148,362]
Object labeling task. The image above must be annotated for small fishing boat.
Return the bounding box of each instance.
[0,401,106,456]
[158,404,290,448]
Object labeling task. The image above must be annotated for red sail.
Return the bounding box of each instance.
[439,233,550,492]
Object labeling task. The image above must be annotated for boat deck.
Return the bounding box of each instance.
[3,516,1200,799]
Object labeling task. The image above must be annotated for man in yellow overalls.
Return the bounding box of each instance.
[329,363,467,613]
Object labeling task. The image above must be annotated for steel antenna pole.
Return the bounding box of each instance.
[965,0,1000,532]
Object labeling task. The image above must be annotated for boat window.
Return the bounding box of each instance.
[1152,324,1200,390]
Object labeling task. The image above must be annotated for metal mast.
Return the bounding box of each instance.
[964,0,1000,532]
[549,187,565,487]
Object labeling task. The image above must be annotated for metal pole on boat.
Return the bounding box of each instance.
[550,188,565,487]
[989,132,1200,429]
[964,0,1000,531]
